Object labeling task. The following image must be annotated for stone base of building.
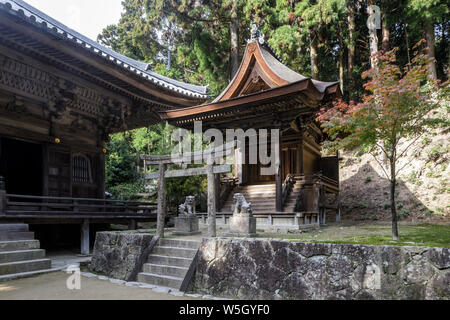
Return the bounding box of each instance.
[173,216,201,236]
[226,215,257,238]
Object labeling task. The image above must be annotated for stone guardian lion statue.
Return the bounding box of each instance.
[232,193,253,216]
[178,196,196,216]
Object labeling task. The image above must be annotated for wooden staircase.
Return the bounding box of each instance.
[221,182,305,213]
[221,184,277,213]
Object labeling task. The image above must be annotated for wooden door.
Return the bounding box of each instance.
[47,146,71,197]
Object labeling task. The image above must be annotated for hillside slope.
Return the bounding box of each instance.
[339,123,449,223]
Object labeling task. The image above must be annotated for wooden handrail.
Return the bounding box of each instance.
[4,193,157,218]
[6,194,156,205]
[281,174,296,207]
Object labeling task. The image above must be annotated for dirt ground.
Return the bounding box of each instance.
[0,272,203,300]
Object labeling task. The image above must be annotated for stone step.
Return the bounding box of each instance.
[143,263,188,278]
[159,239,200,250]
[0,267,61,283]
[147,255,193,268]
[0,259,52,276]
[0,249,46,264]
[137,272,183,289]
[152,246,197,259]
[0,232,35,241]
[0,240,41,252]
[0,224,29,233]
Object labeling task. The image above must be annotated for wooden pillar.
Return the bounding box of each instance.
[42,143,49,196]
[297,133,304,175]
[80,219,90,255]
[207,165,217,237]
[98,152,106,199]
[276,132,283,212]
[129,219,137,230]
[0,176,6,216]
[336,194,341,222]
[157,163,167,238]
[215,173,221,212]
[319,187,326,225]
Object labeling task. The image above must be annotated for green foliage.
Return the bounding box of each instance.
[97,0,449,101]
[364,176,372,184]
[105,134,137,187]
[108,181,146,200]
[105,123,207,203]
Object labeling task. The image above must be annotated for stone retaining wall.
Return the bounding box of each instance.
[90,231,154,281]
[192,238,449,300]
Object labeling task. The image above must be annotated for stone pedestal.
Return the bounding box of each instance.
[227,214,257,238]
[173,215,201,236]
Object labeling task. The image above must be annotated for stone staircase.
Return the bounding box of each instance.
[137,238,200,290]
[0,224,53,282]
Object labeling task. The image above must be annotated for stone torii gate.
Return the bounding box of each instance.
[141,144,235,238]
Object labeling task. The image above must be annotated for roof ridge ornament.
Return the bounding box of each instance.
[249,24,262,43]
[248,23,283,64]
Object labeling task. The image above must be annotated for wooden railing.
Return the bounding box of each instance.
[3,194,157,218]
[293,174,339,218]
[281,174,296,208]
[218,177,237,212]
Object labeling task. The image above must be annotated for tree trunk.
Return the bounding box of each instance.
[230,3,240,79]
[338,29,345,94]
[347,0,355,99]
[390,157,399,241]
[382,14,390,52]
[309,30,319,80]
[424,20,437,79]
[369,27,379,69]
[405,23,411,65]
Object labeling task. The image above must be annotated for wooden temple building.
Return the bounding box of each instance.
[160,32,342,228]
[0,0,342,262]
[0,0,208,253]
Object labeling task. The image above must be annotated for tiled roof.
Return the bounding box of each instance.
[0,0,209,99]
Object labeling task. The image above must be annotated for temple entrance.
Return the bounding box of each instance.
[0,137,43,196]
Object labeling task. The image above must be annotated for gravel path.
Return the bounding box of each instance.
[0,272,203,300]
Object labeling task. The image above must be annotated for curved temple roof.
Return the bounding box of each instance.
[214,39,339,102]
[0,0,209,99]
[160,38,341,125]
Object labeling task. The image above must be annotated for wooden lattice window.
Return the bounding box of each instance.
[72,154,92,183]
